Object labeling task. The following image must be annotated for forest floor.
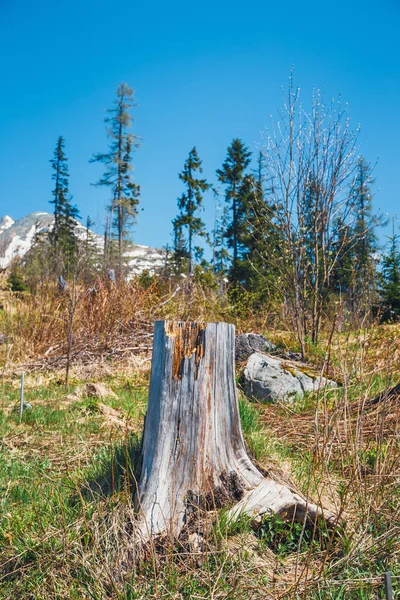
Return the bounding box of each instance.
[0,320,399,598]
[0,300,400,600]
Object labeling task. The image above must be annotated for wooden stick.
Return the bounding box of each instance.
[384,572,393,600]
[19,373,25,420]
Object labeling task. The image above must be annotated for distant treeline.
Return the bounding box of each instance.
[10,79,400,351]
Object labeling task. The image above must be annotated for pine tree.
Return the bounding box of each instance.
[49,136,79,275]
[380,221,400,320]
[171,220,189,275]
[330,217,355,295]
[349,157,378,305]
[82,216,101,282]
[91,83,140,274]
[216,139,252,284]
[233,174,259,285]
[241,158,282,298]
[330,158,379,309]
[212,191,230,276]
[302,173,322,271]
[23,220,53,289]
[172,147,211,275]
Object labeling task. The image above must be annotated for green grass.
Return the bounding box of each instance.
[238,395,274,460]
[0,378,147,587]
[0,376,398,599]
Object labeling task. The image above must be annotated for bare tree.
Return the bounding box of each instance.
[252,77,360,355]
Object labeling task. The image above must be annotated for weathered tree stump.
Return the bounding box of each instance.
[135,321,335,539]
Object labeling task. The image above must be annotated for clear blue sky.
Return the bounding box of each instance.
[1,0,399,248]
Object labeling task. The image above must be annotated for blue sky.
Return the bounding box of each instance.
[1,0,399,249]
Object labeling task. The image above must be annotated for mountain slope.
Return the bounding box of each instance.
[0,212,165,274]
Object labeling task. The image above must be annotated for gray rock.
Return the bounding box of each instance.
[242,353,337,403]
[235,333,276,362]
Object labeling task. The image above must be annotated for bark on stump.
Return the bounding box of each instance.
[135,321,335,539]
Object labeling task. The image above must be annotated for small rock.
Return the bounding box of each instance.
[84,383,118,400]
[235,333,276,362]
[23,402,32,411]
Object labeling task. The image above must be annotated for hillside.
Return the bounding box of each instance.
[0,212,165,275]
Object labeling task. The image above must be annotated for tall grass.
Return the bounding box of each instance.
[0,282,399,598]
[0,276,278,369]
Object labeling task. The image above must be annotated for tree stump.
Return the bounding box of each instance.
[135,321,335,539]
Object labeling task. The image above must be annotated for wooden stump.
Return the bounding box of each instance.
[135,321,335,539]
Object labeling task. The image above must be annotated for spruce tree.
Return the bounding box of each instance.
[91,83,140,274]
[172,147,211,275]
[380,221,400,319]
[212,191,230,276]
[233,174,259,285]
[171,220,189,275]
[330,158,379,308]
[82,216,101,282]
[49,136,79,275]
[349,157,378,305]
[302,173,322,272]
[23,220,51,289]
[330,217,355,295]
[241,161,282,298]
[216,139,252,284]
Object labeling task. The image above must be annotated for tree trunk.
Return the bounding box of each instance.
[135,320,335,539]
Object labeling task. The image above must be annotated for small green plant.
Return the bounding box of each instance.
[137,269,157,290]
[213,508,253,541]
[256,514,329,556]
[7,272,28,292]
[358,442,388,472]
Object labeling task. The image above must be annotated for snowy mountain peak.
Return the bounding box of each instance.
[0,212,165,275]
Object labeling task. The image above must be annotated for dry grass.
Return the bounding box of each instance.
[0,354,399,598]
[0,277,281,374]
[0,280,399,598]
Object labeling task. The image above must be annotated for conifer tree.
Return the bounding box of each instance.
[82,216,101,282]
[349,157,378,305]
[172,147,211,275]
[380,220,400,319]
[171,220,189,275]
[241,161,282,297]
[302,173,322,270]
[233,174,259,285]
[24,220,53,289]
[49,136,79,275]
[212,191,230,276]
[330,158,379,309]
[91,83,140,273]
[330,217,354,295]
[216,139,252,284]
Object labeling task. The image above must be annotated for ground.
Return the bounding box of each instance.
[0,330,399,599]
